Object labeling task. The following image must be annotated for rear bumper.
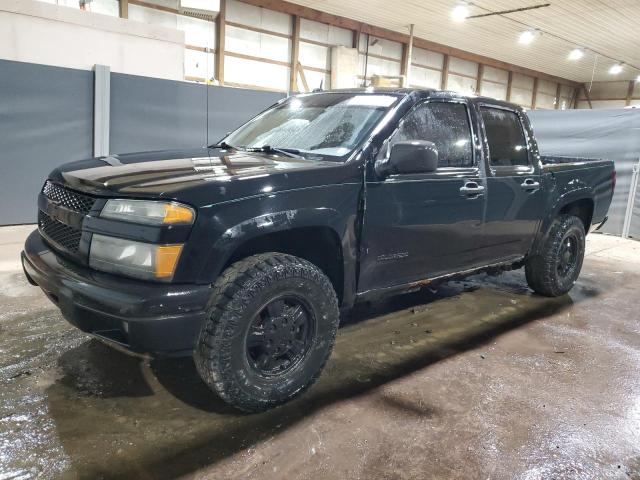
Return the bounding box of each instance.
[22,230,211,356]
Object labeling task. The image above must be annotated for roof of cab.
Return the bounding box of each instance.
[303,87,524,111]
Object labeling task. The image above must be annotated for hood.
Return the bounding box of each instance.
[49,148,358,206]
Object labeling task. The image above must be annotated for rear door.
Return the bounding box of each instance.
[358,98,487,294]
[478,105,544,260]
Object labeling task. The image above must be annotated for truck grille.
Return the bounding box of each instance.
[42,180,96,214]
[38,211,82,253]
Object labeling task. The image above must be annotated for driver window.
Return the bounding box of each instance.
[386,102,474,168]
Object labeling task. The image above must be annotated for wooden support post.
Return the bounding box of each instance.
[216,0,226,85]
[506,71,513,102]
[476,64,483,95]
[531,77,539,109]
[554,82,562,109]
[626,80,635,107]
[119,0,128,18]
[400,24,414,88]
[297,61,310,92]
[441,54,449,90]
[289,16,300,92]
[583,85,593,109]
[570,86,580,109]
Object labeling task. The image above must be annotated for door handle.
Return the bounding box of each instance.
[521,178,540,191]
[460,181,485,197]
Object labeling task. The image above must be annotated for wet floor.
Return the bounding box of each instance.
[1,237,640,479]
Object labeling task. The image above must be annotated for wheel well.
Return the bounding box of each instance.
[223,227,344,303]
[559,198,593,232]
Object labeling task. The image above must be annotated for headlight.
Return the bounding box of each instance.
[89,234,183,282]
[100,199,195,225]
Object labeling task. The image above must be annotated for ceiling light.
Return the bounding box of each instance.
[636,75,640,83]
[568,48,585,61]
[451,2,470,22]
[609,63,623,75]
[519,29,539,45]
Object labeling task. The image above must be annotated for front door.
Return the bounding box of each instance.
[358,99,487,295]
[479,105,544,260]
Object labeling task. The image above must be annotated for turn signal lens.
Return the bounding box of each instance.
[163,203,195,224]
[155,245,183,279]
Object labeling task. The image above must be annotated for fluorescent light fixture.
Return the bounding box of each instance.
[636,75,640,83]
[609,63,623,75]
[451,3,470,22]
[568,48,585,60]
[519,29,539,45]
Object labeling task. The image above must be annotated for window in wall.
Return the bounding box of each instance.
[391,102,474,168]
[480,107,528,167]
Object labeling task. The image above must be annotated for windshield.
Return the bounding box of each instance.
[222,92,399,161]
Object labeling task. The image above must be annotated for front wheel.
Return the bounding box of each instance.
[194,253,339,412]
[525,215,586,297]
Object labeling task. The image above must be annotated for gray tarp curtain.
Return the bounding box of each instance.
[528,108,640,238]
[0,59,285,225]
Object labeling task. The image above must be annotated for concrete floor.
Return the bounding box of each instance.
[1,226,640,480]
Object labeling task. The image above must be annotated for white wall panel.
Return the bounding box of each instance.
[447,73,476,94]
[224,55,289,90]
[358,33,402,60]
[299,69,330,91]
[129,4,177,29]
[225,25,290,62]
[536,92,556,109]
[409,65,441,89]
[299,18,351,47]
[480,82,507,100]
[299,41,330,70]
[537,79,557,95]
[0,0,184,79]
[449,56,477,77]
[411,47,443,70]
[226,0,291,35]
[511,87,533,107]
[512,73,534,90]
[359,54,401,77]
[482,65,508,84]
[184,48,214,79]
[88,0,119,17]
[177,15,215,48]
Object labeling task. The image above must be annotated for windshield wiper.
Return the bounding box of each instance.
[208,141,238,150]
[245,145,305,159]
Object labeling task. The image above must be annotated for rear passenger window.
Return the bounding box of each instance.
[480,107,529,167]
[392,102,474,168]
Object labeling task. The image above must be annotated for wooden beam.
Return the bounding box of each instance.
[290,15,300,92]
[297,62,310,92]
[441,54,449,90]
[236,0,580,89]
[506,71,513,102]
[582,85,593,109]
[554,82,562,109]
[531,77,539,109]
[626,80,635,107]
[216,0,226,84]
[119,0,128,18]
[476,64,483,95]
[570,86,580,109]
[400,24,414,88]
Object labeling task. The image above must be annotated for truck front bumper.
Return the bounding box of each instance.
[22,230,211,357]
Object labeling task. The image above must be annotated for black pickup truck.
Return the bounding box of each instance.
[22,88,615,411]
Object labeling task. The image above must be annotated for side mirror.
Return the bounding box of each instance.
[375,141,439,177]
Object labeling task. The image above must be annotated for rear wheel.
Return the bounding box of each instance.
[525,215,586,297]
[194,253,339,412]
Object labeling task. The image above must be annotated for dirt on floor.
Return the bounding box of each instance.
[1,234,639,480]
